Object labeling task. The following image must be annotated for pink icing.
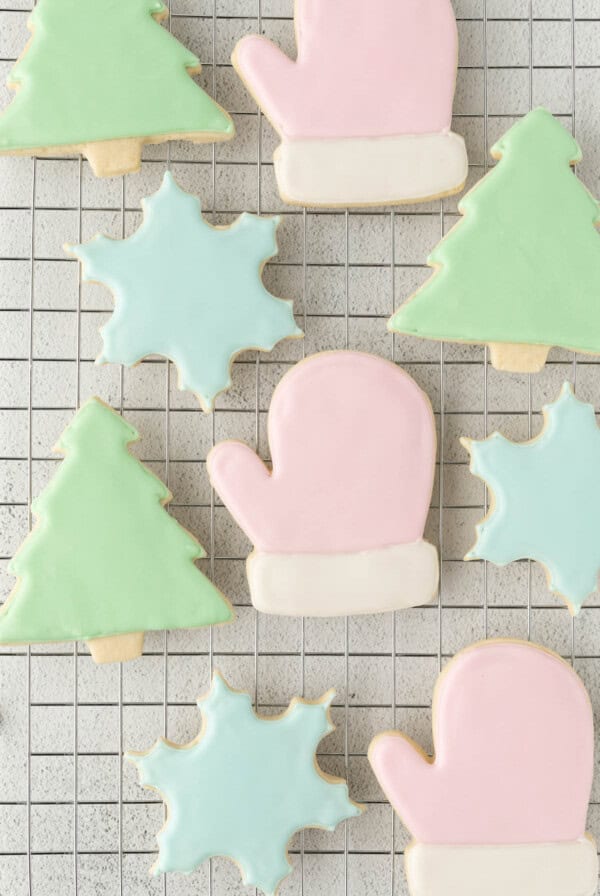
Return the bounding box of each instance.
[233,0,459,140]
[369,641,594,844]
[207,351,436,554]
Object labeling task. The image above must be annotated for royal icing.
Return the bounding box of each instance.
[462,383,600,614]
[369,640,598,896]
[232,0,467,206]
[208,351,438,616]
[270,134,468,208]
[0,0,233,173]
[390,108,600,372]
[405,842,597,896]
[67,173,301,412]
[126,672,360,895]
[0,398,232,653]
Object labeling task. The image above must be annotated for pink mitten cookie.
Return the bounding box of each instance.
[232,0,468,207]
[369,640,598,896]
[208,351,438,616]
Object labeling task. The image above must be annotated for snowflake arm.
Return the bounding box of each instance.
[67,234,155,368]
[67,234,127,286]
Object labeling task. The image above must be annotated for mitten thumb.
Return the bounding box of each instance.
[233,35,296,134]
[207,441,271,546]
[369,733,433,830]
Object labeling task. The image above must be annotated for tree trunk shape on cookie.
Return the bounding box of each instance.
[389,108,600,371]
[489,343,550,374]
[83,138,150,179]
[0,399,232,662]
[0,0,233,175]
[88,632,145,664]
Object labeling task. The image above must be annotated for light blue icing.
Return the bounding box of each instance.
[126,673,360,895]
[465,383,600,613]
[67,173,302,411]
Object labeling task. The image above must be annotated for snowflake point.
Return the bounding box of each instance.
[560,380,575,398]
[321,687,336,710]
[198,671,253,717]
[200,669,229,702]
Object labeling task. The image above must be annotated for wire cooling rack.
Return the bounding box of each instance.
[1,0,600,894]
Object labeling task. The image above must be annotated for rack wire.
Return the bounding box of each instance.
[0,0,599,893]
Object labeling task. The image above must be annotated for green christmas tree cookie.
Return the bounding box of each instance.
[0,398,232,663]
[0,0,234,177]
[390,108,600,373]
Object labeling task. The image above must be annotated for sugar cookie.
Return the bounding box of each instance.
[0,0,234,177]
[390,108,600,372]
[0,398,232,663]
[67,173,301,412]
[208,351,438,615]
[369,639,598,896]
[232,0,467,207]
[126,672,361,895]
[462,383,600,614]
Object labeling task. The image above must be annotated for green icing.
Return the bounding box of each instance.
[0,398,232,645]
[390,108,600,353]
[127,673,361,895]
[0,0,233,150]
[465,384,600,615]
[68,173,302,412]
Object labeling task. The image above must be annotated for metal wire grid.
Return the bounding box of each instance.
[0,0,598,894]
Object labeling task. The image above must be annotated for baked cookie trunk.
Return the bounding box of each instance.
[232,0,467,208]
[87,632,145,664]
[83,138,145,178]
[488,342,550,373]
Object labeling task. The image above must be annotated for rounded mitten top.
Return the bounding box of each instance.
[208,351,436,554]
[234,0,459,139]
[369,641,594,844]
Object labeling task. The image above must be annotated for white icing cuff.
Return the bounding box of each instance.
[247,540,438,616]
[405,840,599,896]
[274,133,468,207]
